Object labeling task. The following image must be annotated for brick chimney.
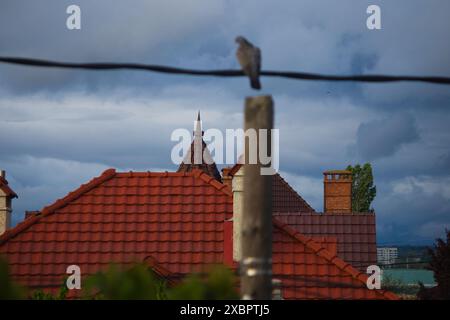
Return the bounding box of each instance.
[0,170,18,235]
[323,170,352,214]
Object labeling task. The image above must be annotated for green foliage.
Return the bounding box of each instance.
[30,277,68,300]
[418,229,450,299]
[382,274,408,293]
[83,263,238,300]
[31,290,58,300]
[0,257,24,299]
[168,265,239,300]
[382,273,421,297]
[1,257,238,300]
[83,263,168,300]
[427,229,450,288]
[346,163,377,212]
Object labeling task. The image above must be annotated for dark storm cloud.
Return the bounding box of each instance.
[0,89,242,169]
[1,0,449,103]
[355,113,420,160]
[0,0,231,93]
[375,176,450,244]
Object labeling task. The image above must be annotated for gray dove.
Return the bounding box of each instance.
[235,36,261,90]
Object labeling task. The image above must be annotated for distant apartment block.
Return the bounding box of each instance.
[377,247,398,266]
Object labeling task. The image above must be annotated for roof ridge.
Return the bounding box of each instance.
[116,168,231,196]
[228,164,242,177]
[0,168,117,245]
[0,176,18,198]
[116,171,189,177]
[143,255,179,285]
[273,212,375,216]
[192,169,232,196]
[272,217,399,300]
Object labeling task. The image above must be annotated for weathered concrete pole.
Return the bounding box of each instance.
[241,95,274,300]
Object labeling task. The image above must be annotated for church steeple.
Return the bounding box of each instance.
[194,111,202,135]
[177,112,222,182]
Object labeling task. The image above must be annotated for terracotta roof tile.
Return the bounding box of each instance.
[272,174,316,213]
[272,218,398,300]
[227,164,315,212]
[0,169,233,290]
[275,213,377,271]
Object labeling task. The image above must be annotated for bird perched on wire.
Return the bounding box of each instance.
[235,36,261,90]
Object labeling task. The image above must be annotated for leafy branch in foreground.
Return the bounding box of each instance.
[0,257,24,299]
[417,229,450,300]
[83,263,238,300]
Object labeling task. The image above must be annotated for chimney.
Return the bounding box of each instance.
[0,170,17,235]
[323,170,352,214]
[232,166,244,261]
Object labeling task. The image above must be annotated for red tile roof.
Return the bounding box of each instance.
[0,169,232,291]
[272,218,397,300]
[0,176,18,198]
[228,164,376,271]
[274,213,377,271]
[0,168,396,299]
[273,173,315,213]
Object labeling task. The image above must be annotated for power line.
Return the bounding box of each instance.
[380,261,430,267]
[1,56,450,85]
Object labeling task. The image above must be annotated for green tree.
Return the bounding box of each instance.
[418,229,450,300]
[83,263,238,300]
[30,277,68,300]
[1,259,239,300]
[167,265,239,300]
[83,263,168,300]
[0,257,24,299]
[346,163,377,212]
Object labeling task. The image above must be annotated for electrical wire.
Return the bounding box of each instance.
[1,56,450,85]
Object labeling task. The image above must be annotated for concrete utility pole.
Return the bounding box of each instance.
[241,95,274,300]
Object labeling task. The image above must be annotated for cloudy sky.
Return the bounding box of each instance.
[1,0,449,245]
